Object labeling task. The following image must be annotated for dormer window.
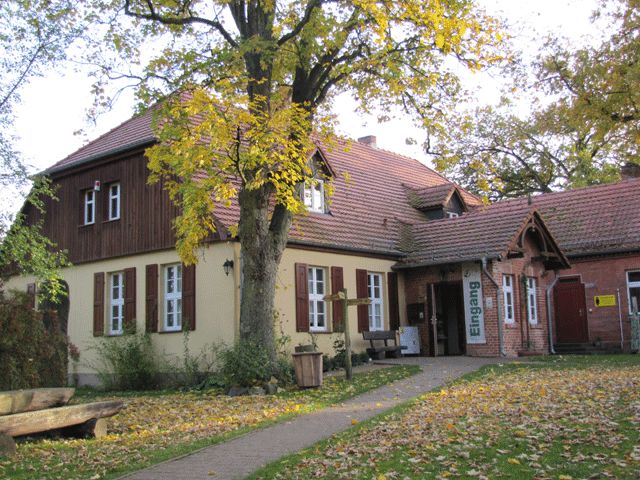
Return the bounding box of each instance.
[304,179,325,213]
[447,212,459,218]
[84,190,95,225]
[108,183,121,221]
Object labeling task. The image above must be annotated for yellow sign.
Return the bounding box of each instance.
[594,295,616,307]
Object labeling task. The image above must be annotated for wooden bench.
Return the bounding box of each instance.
[363,330,405,360]
[0,388,124,457]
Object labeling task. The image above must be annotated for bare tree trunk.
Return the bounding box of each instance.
[237,187,292,360]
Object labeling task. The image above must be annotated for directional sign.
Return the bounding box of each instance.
[323,292,346,302]
[347,298,371,306]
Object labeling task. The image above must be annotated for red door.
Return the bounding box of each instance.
[554,280,589,343]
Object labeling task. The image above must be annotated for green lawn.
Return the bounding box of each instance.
[0,365,419,480]
[250,355,640,480]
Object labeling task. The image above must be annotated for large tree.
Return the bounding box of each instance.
[0,1,76,298]
[71,0,504,356]
[434,0,640,200]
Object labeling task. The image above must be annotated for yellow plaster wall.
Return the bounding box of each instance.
[5,242,239,378]
[5,242,405,381]
[273,247,401,356]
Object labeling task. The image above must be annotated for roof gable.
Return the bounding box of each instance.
[396,202,569,269]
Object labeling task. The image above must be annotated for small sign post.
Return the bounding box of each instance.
[324,289,370,381]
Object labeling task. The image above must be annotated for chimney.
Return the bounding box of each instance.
[621,162,640,179]
[357,135,377,148]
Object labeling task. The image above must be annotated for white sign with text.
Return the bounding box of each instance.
[462,263,486,344]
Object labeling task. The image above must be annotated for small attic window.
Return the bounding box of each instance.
[446,212,459,218]
[304,179,325,213]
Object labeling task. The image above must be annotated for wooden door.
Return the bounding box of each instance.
[554,280,589,343]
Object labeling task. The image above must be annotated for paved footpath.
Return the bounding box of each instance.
[122,356,505,480]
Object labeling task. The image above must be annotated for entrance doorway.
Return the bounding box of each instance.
[554,278,589,343]
[427,282,466,355]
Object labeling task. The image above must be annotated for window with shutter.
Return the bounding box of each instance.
[308,267,327,332]
[183,264,196,331]
[295,263,309,332]
[387,272,399,331]
[93,272,105,337]
[124,267,136,332]
[331,266,344,331]
[145,264,159,333]
[108,272,124,335]
[368,272,384,331]
[356,269,368,332]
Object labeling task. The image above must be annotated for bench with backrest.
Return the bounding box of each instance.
[362,330,404,360]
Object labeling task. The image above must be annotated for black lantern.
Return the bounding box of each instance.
[223,259,234,276]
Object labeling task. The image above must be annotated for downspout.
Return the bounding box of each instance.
[617,288,624,351]
[482,257,506,357]
[546,273,560,354]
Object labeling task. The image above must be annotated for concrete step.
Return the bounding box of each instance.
[554,343,622,355]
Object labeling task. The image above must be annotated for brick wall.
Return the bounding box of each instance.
[551,253,640,350]
[400,232,552,357]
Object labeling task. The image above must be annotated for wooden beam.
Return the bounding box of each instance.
[0,388,75,416]
[0,401,123,438]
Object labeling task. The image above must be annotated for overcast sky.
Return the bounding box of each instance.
[13,0,599,174]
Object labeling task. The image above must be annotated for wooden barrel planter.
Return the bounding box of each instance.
[292,351,323,388]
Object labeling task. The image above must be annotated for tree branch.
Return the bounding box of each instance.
[123,0,238,48]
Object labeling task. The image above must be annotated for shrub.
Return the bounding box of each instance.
[91,331,160,390]
[0,290,68,390]
[218,340,294,388]
[219,339,273,387]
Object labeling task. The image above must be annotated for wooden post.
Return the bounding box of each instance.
[342,288,353,381]
[323,289,370,382]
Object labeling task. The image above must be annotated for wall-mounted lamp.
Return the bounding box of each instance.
[223,259,234,276]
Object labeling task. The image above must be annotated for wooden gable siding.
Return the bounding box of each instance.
[30,151,181,264]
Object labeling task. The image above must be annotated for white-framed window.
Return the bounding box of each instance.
[84,189,95,225]
[527,277,538,325]
[108,183,120,220]
[627,271,640,314]
[368,272,384,331]
[446,212,459,218]
[303,179,325,213]
[164,264,182,331]
[502,275,515,324]
[308,267,327,332]
[109,272,124,335]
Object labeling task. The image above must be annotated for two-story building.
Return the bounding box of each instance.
[9,108,637,384]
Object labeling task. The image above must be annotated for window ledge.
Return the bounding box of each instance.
[158,328,183,334]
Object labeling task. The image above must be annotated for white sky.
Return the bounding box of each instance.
[13,0,599,174]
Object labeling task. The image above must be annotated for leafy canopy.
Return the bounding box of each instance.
[0,1,76,297]
[433,0,640,200]
[76,0,504,262]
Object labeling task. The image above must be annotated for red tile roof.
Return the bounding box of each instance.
[47,109,156,173]
[405,183,459,210]
[44,109,474,256]
[400,177,640,266]
[515,178,640,257]
[398,202,544,266]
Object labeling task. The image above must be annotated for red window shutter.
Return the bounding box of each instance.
[331,266,344,331]
[26,283,36,309]
[295,263,309,332]
[182,264,196,331]
[356,269,369,332]
[387,272,400,331]
[93,272,105,337]
[145,264,158,333]
[124,267,136,332]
